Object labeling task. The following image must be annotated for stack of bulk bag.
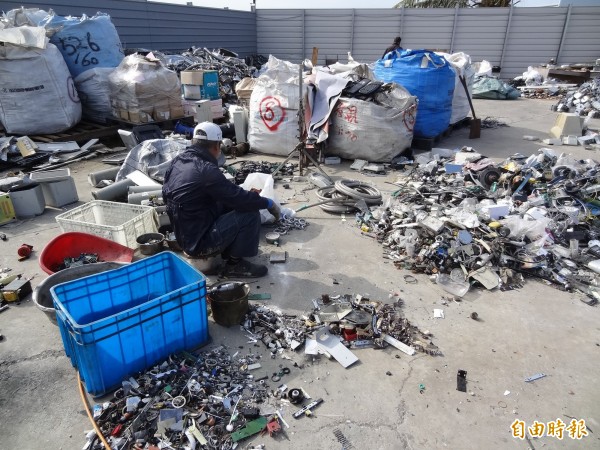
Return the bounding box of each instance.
[43,12,124,123]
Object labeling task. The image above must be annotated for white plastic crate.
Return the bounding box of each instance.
[56,200,158,248]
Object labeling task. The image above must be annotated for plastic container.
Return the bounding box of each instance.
[30,168,71,183]
[208,282,249,327]
[0,193,17,225]
[39,232,135,275]
[40,177,79,207]
[136,232,165,255]
[33,262,126,325]
[9,183,45,218]
[51,252,209,395]
[55,200,158,248]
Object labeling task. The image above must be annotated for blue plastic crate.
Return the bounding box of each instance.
[51,252,209,395]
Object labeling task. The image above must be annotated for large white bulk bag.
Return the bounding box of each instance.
[74,67,114,123]
[328,85,417,162]
[248,79,302,156]
[437,52,476,125]
[0,42,81,134]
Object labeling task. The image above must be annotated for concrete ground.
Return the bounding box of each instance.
[0,97,599,450]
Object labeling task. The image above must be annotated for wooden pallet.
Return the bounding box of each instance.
[411,117,471,151]
[0,121,119,143]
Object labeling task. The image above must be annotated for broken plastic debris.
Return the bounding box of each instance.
[433,309,445,319]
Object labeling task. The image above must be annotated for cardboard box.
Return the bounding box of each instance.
[171,105,185,118]
[210,99,224,119]
[118,109,130,121]
[154,110,171,121]
[181,71,204,85]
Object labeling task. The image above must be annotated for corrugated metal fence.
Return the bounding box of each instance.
[0,0,257,56]
[257,6,600,78]
[2,2,599,78]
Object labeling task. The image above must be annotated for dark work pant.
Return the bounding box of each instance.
[192,210,261,258]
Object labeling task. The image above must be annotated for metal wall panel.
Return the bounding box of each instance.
[256,10,304,62]
[0,0,257,55]
[561,7,600,63]
[257,7,600,79]
[502,8,566,78]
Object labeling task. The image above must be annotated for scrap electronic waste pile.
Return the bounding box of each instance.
[83,297,437,450]
[355,147,600,303]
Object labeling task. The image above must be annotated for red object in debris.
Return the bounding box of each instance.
[342,328,358,341]
[17,244,33,260]
[111,424,123,437]
[39,232,135,275]
[266,418,281,436]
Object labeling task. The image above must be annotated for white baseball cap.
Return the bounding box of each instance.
[193,122,222,142]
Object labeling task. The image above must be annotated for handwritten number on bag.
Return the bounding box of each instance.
[58,32,101,66]
[81,52,99,67]
[86,33,101,52]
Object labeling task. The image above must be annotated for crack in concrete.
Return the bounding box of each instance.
[0,349,64,369]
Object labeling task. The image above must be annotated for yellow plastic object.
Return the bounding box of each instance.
[488,221,502,229]
[0,194,16,225]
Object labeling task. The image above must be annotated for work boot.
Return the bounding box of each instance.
[222,259,268,278]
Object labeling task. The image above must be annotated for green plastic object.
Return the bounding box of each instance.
[231,417,268,442]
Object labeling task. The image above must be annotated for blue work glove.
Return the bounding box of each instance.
[266,198,281,221]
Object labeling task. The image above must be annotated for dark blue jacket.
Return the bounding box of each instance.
[162,143,269,255]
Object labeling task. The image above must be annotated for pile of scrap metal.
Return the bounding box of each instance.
[356,147,600,304]
[553,79,600,118]
[157,48,263,101]
[308,294,440,358]
[243,296,439,372]
[225,160,297,185]
[83,346,298,450]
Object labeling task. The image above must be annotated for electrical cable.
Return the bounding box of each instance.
[78,371,112,450]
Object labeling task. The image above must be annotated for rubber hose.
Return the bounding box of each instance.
[78,371,111,450]
[334,180,382,204]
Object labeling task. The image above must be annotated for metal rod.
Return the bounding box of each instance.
[499,5,514,75]
[350,9,355,55]
[556,4,572,64]
[450,5,459,53]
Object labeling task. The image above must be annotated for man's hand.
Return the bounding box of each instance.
[267,199,281,221]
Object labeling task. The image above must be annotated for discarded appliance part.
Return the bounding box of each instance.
[382,333,416,356]
[315,328,359,368]
[350,159,368,171]
[88,167,120,186]
[292,398,324,419]
[457,370,468,392]
[288,388,304,405]
[269,251,287,264]
[524,373,547,383]
[92,178,136,201]
[1,278,32,302]
[309,172,333,188]
[17,244,33,261]
[136,233,164,256]
[265,232,280,245]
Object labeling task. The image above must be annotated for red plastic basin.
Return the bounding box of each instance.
[39,232,135,275]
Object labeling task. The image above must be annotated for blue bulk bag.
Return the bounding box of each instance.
[43,12,124,78]
[374,50,455,138]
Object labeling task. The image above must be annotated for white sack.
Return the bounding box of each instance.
[0,43,81,134]
[437,52,475,124]
[75,67,114,123]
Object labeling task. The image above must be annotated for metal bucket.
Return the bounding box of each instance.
[33,262,125,325]
[136,233,165,255]
[208,282,249,327]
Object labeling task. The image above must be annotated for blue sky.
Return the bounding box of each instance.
[152,0,560,11]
